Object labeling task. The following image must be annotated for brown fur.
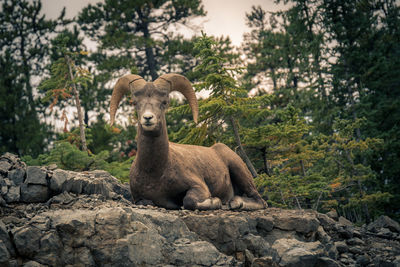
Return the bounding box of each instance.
[110,74,266,210]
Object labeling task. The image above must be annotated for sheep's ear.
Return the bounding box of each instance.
[154,74,199,123]
[110,74,145,125]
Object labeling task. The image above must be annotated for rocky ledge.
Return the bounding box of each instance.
[1,152,400,267]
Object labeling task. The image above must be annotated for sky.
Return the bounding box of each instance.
[40,0,288,47]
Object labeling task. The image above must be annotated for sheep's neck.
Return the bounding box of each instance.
[136,124,169,176]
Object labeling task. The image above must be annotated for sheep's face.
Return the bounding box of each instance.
[132,83,169,134]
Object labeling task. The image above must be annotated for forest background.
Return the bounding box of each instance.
[1,0,399,224]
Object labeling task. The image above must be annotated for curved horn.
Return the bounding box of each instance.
[109,74,146,125]
[154,74,199,123]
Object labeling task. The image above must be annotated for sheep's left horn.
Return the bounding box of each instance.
[154,74,199,123]
[110,74,146,125]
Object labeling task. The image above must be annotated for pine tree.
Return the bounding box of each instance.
[0,0,67,156]
[78,0,206,80]
[39,33,92,152]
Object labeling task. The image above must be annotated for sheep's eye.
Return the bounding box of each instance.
[162,100,168,106]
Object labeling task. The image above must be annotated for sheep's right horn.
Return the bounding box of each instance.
[109,74,146,125]
[154,74,199,123]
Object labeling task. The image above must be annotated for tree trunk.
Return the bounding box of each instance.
[261,147,271,176]
[138,10,158,80]
[229,116,258,178]
[66,55,88,152]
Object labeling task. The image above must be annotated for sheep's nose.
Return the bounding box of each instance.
[143,114,153,121]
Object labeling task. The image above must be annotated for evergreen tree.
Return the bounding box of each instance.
[39,33,92,152]
[0,0,67,156]
[78,0,206,80]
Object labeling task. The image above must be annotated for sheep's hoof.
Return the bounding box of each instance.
[228,197,243,210]
[196,197,222,210]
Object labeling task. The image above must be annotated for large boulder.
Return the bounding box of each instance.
[1,153,399,267]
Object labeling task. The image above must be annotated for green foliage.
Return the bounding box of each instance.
[0,0,66,156]
[22,141,133,182]
[78,0,206,80]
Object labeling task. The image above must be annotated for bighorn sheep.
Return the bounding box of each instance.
[110,73,266,210]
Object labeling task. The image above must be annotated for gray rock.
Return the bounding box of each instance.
[49,169,68,192]
[133,208,195,242]
[273,213,320,234]
[325,242,339,260]
[26,166,47,185]
[272,238,325,267]
[8,168,25,185]
[170,240,227,266]
[20,184,49,203]
[256,216,274,233]
[242,233,273,257]
[252,256,279,267]
[112,227,165,266]
[4,185,20,203]
[1,184,8,195]
[349,246,363,255]
[326,210,339,221]
[22,261,46,267]
[0,195,6,206]
[48,191,75,204]
[316,257,340,267]
[347,237,365,246]
[338,216,353,226]
[0,240,10,263]
[335,241,348,253]
[13,226,41,258]
[317,226,331,244]
[338,226,353,239]
[368,215,400,233]
[3,178,13,187]
[0,160,11,174]
[356,254,371,266]
[0,220,15,256]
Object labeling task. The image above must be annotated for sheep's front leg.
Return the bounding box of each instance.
[183,185,222,210]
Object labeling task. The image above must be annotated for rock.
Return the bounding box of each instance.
[252,256,279,267]
[23,261,45,267]
[0,220,15,256]
[0,240,10,264]
[356,254,371,266]
[13,226,41,258]
[20,184,49,203]
[7,168,25,185]
[317,213,337,228]
[349,246,363,255]
[0,153,399,267]
[317,226,331,243]
[48,191,75,204]
[25,166,47,185]
[316,256,340,267]
[334,241,348,253]
[256,216,274,233]
[170,240,230,266]
[0,195,6,206]
[0,160,11,174]
[338,226,353,239]
[367,215,400,233]
[326,210,339,221]
[347,237,365,246]
[271,238,325,267]
[4,185,20,203]
[338,216,353,226]
[273,213,320,234]
[49,169,68,192]
[242,233,273,257]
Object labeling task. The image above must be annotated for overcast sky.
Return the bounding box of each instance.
[40,0,287,47]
